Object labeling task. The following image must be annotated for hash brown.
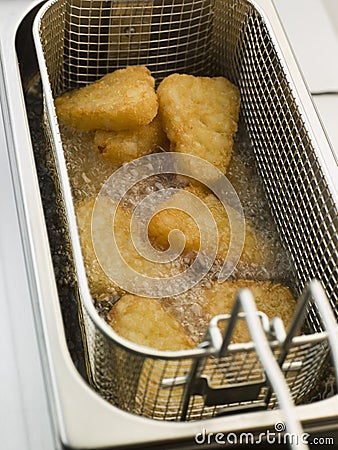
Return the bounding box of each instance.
[200,280,296,343]
[157,73,240,183]
[107,294,195,351]
[75,196,180,296]
[94,115,169,165]
[148,185,266,266]
[55,66,158,132]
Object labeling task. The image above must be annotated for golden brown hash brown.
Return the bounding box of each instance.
[148,185,266,266]
[94,115,170,165]
[157,73,240,182]
[75,196,180,296]
[55,66,158,132]
[200,280,296,343]
[107,294,195,351]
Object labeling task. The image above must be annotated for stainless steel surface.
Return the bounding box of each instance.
[0,71,55,450]
[0,0,337,448]
[0,2,56,449]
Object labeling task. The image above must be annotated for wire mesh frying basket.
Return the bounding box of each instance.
[33,0,338,423]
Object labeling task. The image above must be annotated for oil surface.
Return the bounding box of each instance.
[60,118,295,343]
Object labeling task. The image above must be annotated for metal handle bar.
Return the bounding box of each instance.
[264,280,338,406]
[218,288,308,450]
[180,288,309,449]
[280,280,338,377]
[169,279,337,450]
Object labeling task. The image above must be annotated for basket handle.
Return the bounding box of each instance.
[181,288,309,450]
[175,279,337,450]
[221,288,309,450]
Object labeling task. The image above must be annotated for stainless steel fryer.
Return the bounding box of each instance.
[1,1,338,448]
[33,0,338,423]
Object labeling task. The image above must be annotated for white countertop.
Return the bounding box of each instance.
[274,0,338,162]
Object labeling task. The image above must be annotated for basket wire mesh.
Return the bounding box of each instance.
[34,0,338,424]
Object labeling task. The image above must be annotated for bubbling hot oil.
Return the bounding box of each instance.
[60,122,294,343]
[60,124,115,201]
